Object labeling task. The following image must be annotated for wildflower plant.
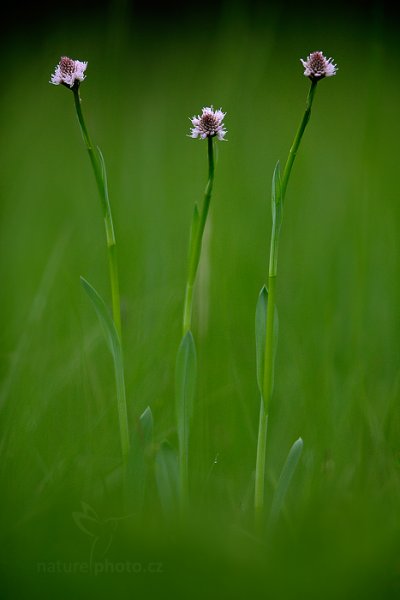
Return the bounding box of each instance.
[50,57,130,466]
[190,106,227,142]
[50,56,87,88]
[175,106,227,510]
[254,51,337,526]
[301,51,337,80]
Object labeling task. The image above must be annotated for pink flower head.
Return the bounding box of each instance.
[50,56,87,89]
[300,51,337,81]
[190,106,227,141]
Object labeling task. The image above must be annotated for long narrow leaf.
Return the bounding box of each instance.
[155,442,179,515]
[189,204,200,252]
[255,286,268,397]
[125,406,154,511]
[80,276,120,357]
[271,160,283,230]
[80,276,129,458]
[255,286,279,402]
[175,331,197,459]
[96,146,116,245]
[269,437,304,524]
[97,146,111,212]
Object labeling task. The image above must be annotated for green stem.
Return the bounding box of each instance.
[179,443,188,512]
[73,87,128,460]
[178,136,215,510]
[255,80,318,524]
[73,88,122,337]
[261,274,277,410]
[73,90,105,216]
[114,343,130,463]
[255,401,268,527]
[280,79,318,202]
[107,243,122,339]
[182,136,215,336]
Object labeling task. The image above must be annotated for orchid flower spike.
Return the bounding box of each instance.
[190,106,227,141]
[301,51,337,81]
[50,56,87,89]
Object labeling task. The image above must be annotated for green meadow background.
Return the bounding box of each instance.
[1,2,399,597]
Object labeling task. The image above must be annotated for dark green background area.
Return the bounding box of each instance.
[1,1,399,597]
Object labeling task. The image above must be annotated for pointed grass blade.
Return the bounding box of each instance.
[80,276,129,459]
[255,286,268,397]
[255,286,279,403]
[269,437,304,525]
[125,406,154,511]
[175,330,197,459]
[155,442,179,516]
[271,160,283,231]
[80,276,120,357]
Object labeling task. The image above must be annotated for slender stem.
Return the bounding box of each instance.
[73,88,122,338]
[280,79,318,202]
[255,80,318,523]
[72,87,128,461]
[107,243,122,339]
[261,274,277,410]
[179,443,188,512]
[178,136,215,510]
[182,136,215,336]
[114,343,130,463]
[254,275,276,529]
[73,89,104,211]
[182,282,194,339]
[255,401,268,527]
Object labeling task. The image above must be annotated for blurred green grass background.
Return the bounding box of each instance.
[1,1,399,597]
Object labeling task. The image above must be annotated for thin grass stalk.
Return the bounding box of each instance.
[178,136,215,511]
[182,136,215,336]
[73,87,129,462]
[255,80,318,526]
